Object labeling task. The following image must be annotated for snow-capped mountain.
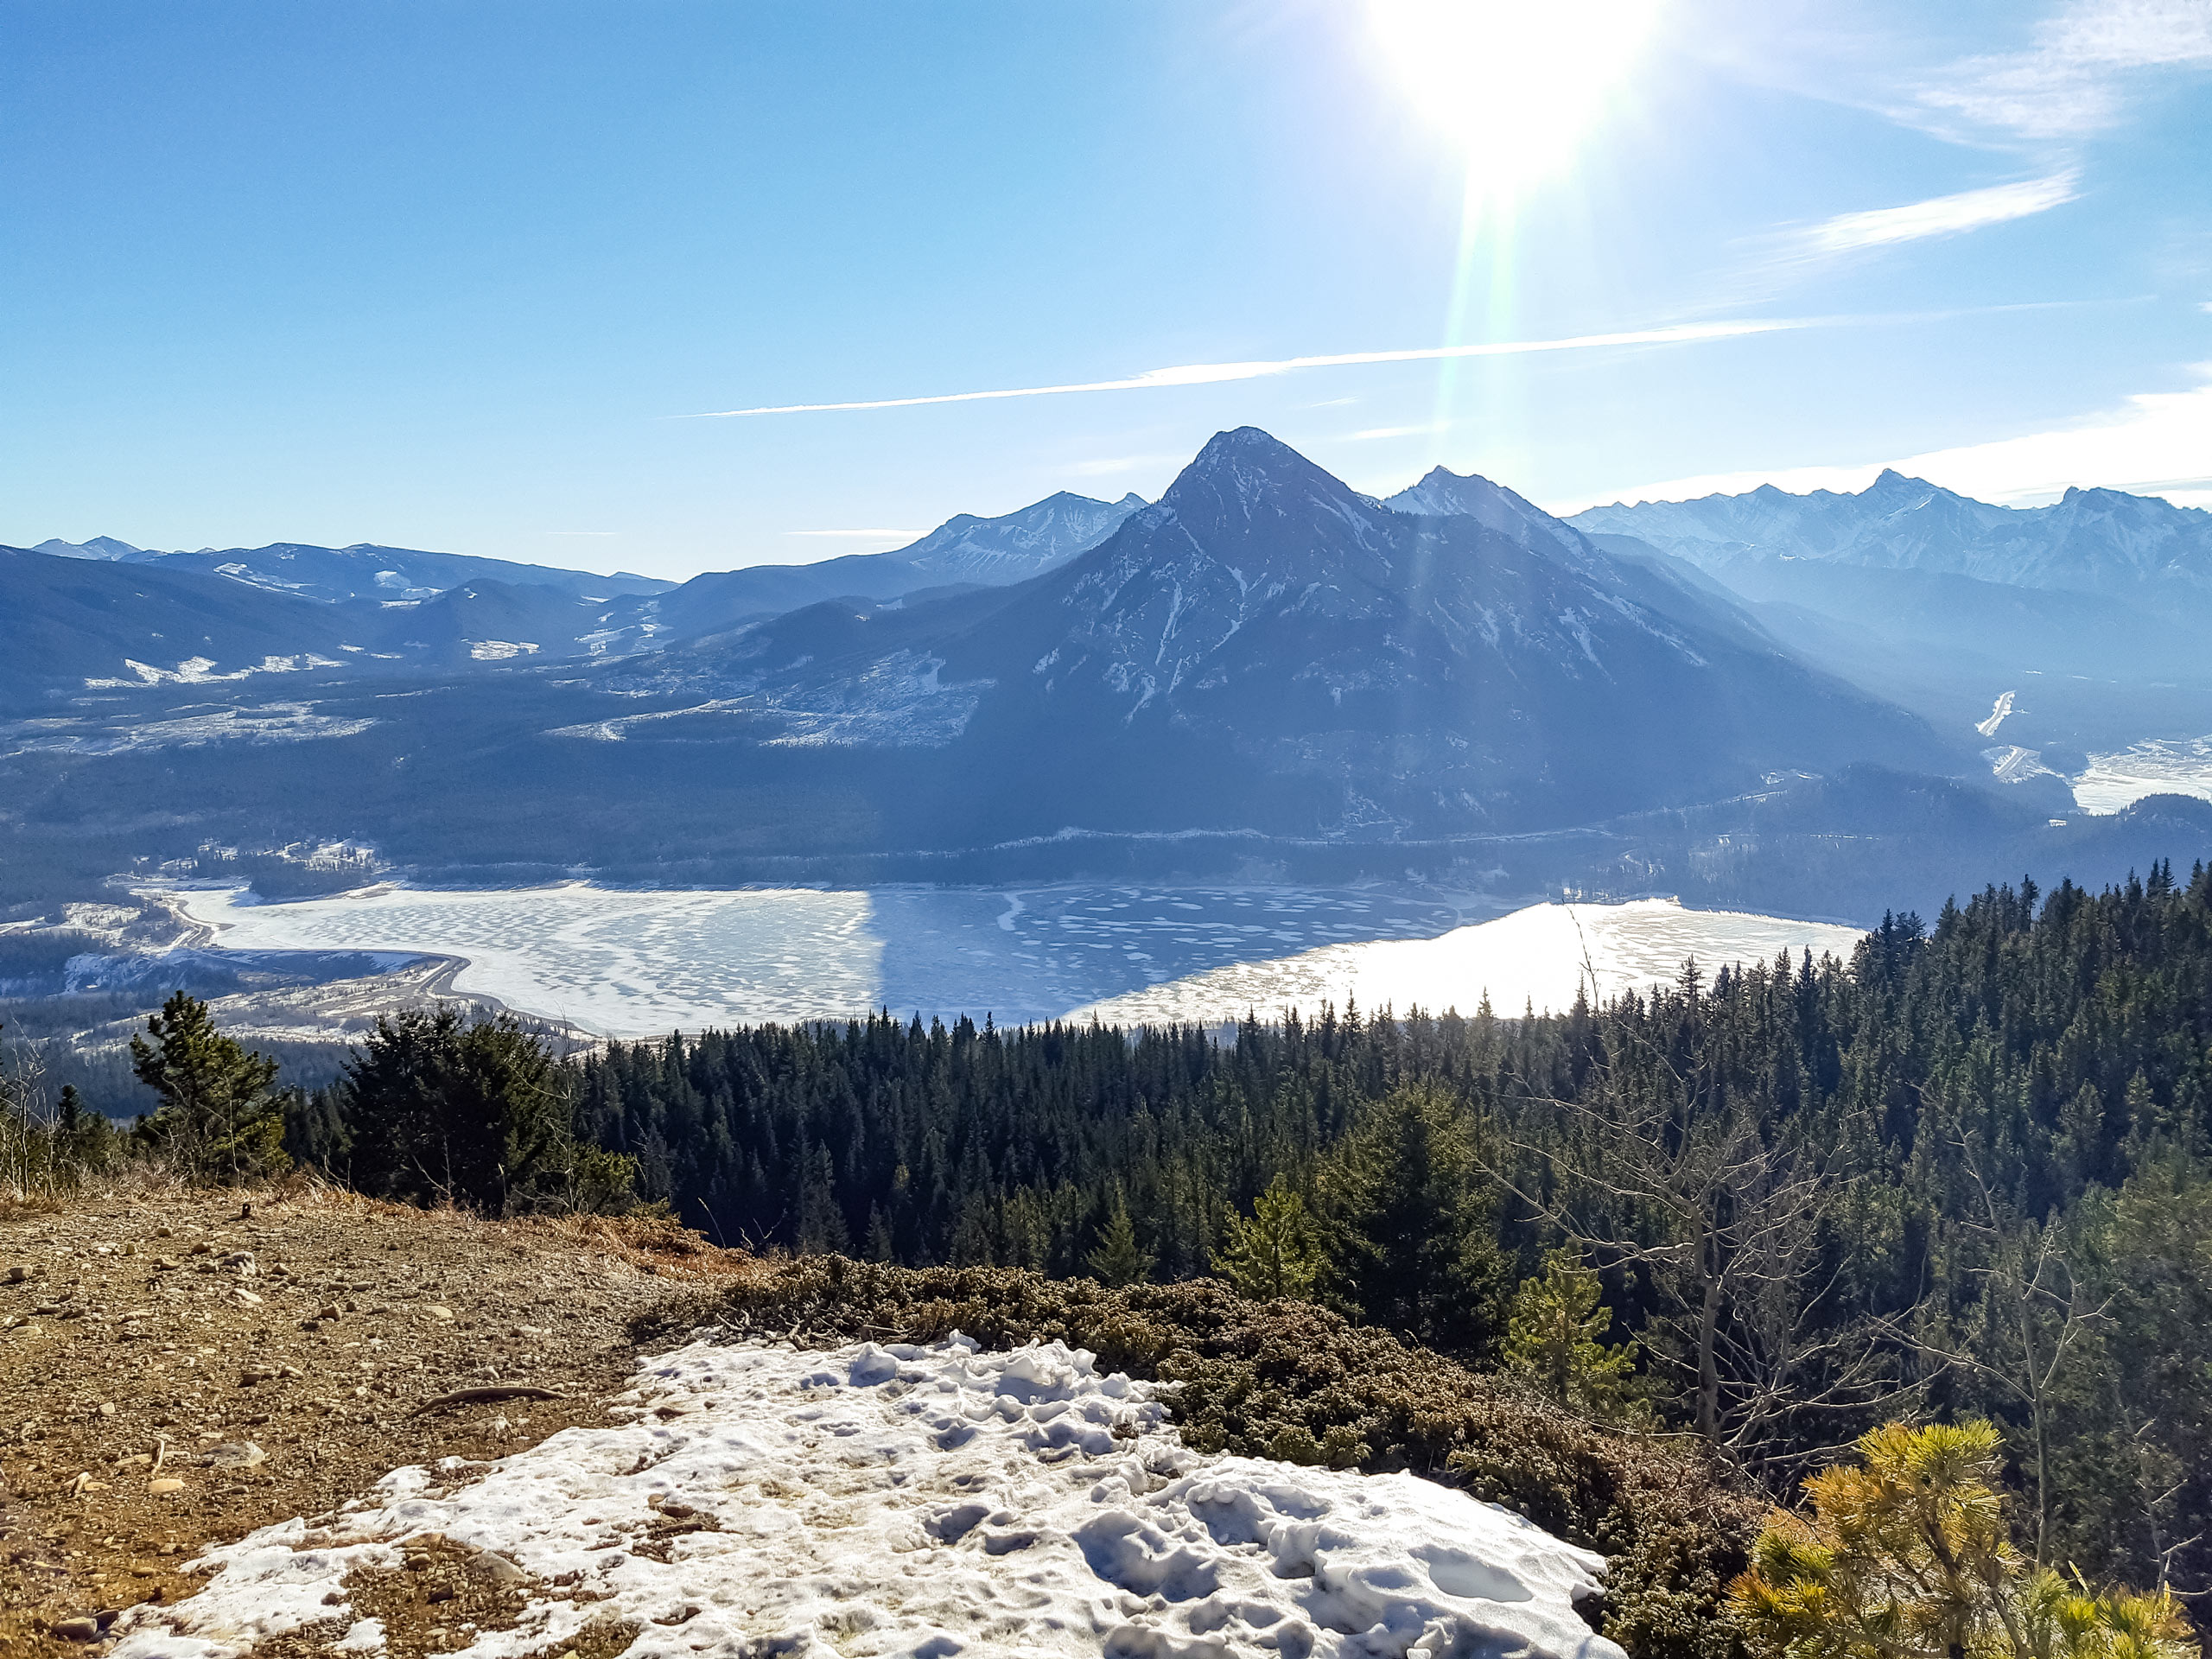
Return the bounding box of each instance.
[891,490,1147,583]
[1384,466,1592,563]
[617,429,1950,839]
[35,535,145,561]
[1569,471,2212,602]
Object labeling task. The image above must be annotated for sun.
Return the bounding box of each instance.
[1370,0,1662,200]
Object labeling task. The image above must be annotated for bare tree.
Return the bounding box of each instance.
[1476,957,1917,1479]
[1891,1134,2113,1569]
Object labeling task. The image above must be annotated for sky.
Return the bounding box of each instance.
[4,0,2210,579]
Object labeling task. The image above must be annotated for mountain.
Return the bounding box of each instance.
[613,490,1151,640]
[890,490,1146,582]
[33,535,672,604]
[0,545,365,707]
[603,429,1955,841]
[35,536,144,561]
[1569,471,2212,603]
[1385,467,1590,560]
[130,542,671,604]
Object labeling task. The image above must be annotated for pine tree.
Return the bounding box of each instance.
[130,992,289,1182]
[340,1007,631,1216]
[1503,1248,1648,1422]
[1216,1174,1325,1301]
[1732,1421,2195,1659]
[1319,1083,1501,1351]
[1087,1189,1154,1286]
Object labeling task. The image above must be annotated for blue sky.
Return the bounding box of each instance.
[4,0,2209,579]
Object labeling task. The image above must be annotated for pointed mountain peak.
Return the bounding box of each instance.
[1162,429,1357,518]
[1384,465,1587,560]
[1866,468,1937,497]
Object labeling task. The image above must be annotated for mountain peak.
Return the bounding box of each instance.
[1162,428,1357,521]
[1382,465,1589,562]
[1185,425,1312,472]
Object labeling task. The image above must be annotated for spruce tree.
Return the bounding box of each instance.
[340,1007,631,1217]
[130,991,289,1182]
[1087,1189,1154,1286]
[1216,1174,1325,1301]
[1503,1248,1648,1422]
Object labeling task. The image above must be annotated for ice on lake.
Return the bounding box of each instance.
[2072,736,2212,815]
[166,882,1866,1037]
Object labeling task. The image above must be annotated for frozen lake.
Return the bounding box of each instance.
[2073,736,2212,815]
[167,883,1866,1038]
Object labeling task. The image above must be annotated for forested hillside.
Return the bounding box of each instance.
[548,863,2212,1602]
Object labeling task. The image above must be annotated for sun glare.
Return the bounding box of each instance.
[1370,0,1662,198]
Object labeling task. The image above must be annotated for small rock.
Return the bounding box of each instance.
[3,1263,36,1284]
[149,1478,184,1494]
[465,1550,527,1584]
[51,1616,100,1643]
[232,1289,264,1307]
[425,1305,454,1322]
[202,1441,266,1469]
[98,1402,115,1417]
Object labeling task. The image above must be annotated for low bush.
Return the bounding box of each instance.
[637,1257,1763,1659]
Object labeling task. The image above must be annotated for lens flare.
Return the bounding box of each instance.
[1370,0,1662,200]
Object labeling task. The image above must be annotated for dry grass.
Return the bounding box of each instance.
[0,1180,746,1656]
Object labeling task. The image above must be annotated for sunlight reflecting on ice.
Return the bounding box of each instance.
[165,884,1864,1035]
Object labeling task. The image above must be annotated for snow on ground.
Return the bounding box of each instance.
[113,1337,1622,1659]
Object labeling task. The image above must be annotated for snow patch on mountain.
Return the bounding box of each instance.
[1569,471,2212,599]
[82,652,348,690]
[113,1336,1622,1659]
[760,651,992,747]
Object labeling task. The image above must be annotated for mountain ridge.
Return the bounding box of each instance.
[1568,469,2212,601]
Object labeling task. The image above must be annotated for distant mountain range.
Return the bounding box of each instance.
[1568,471,2212,753]
[5,493,1149,703]
[32,537,674,603]
[1570,470,2212,604]
[7,435,2210,918]
[564,428,1951,841]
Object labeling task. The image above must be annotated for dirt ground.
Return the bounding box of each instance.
[0,1178,751,1656]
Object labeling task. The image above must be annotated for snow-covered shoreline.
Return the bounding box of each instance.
[115,1336,1624,1659]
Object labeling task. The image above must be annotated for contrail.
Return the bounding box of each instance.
[688,319,1803,417]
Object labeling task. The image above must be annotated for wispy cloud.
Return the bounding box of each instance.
[1916,0,2212,138]
[1797,173,2079,257]
[1553,363,2212,513]
[1346,423,1450,441]
[785,527,926,538]
[688,320,1803,418]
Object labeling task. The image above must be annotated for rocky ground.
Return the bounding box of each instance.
[0,1179,746,1656]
